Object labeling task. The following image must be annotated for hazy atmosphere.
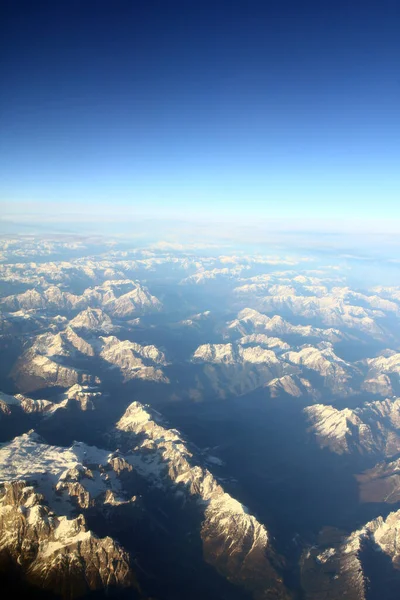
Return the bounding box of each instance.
[1,2,400,600]
[2,0,399,236]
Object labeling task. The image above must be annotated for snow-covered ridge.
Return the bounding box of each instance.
[114,401,289,598]
[0,481,133,599]
[267,374,318,399]
[305,397,400,456]
[180,265,248,285]
[363,353,400,377]
[232,287,388,338]
[0,431,134,512]
[302,509,400,600]
[69,306,115,332]
[227,308,344,343]
[0,385,104,420]
[193,342,281,365]
[283,344,359,396]
[12,326,168,392]
[0,390,53,415]
[191,340,363,399]
[100,335,169,382]
[1,279,161,318]
[239,333,291,350]
[191,341,298,398]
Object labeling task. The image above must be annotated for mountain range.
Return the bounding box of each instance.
[1,236,400,599]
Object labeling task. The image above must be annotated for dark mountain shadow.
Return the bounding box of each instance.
[0,334,24,394]
[83,476,252,600]
[157,391,367,592]
[361,535,400,600]
[0,408,34,442]
[0,553,142,600]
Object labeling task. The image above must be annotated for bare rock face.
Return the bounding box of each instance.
[99,335,168,382]
[0,481,134,599]
[267,374,319,400]
[283,344,359,397]
[357,454,400,504]
[10,324,167,393]
[1,288,47,311]
[192,342,296,398]
[0,386,105,429]
[11,350,99,393]
[56,384,103,412]
[305,398,400,457]
[0,390,54,418]
[114,401,291,600]
[301,528,367,600]
[10,327,100,393]
[301,510,400,600]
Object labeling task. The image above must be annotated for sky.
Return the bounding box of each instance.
[1,0,399,237]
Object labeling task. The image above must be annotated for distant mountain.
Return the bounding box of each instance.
[1,279,162,318]
[2,236,400,600]
[226,308,345,343]
[11,326,168,392]
[192,341,296,397]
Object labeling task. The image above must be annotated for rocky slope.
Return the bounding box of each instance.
[4,239,400,599]
[0,431,140,598]
[1,279,161,318]
[301,510,400,600]
[241,291,387,339]
[361,353,400,396]
[0,390,53,417]
[99,335,168,382]
[11,351,99,394]
[0,417,291,600]
[113,401,291,600]
[305,398,400,457]
[0,431,135,511]
[226,308,344,344]
[0,481,135,599]
[283,343,360,396]
[357,454,400,504]
[191,342,297,398]
[11,326,168,392]
[191,340,364,399]
[0,385,104,425]
[69,307,115,332]
[266,374,319,399]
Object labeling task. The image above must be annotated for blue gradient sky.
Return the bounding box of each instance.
[1,0,399,231]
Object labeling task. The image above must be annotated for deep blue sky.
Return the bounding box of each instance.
[1,0,399,232]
